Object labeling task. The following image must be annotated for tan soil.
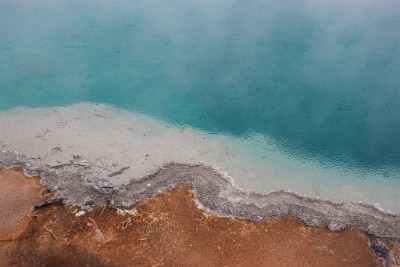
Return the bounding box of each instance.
[0,170,393,266]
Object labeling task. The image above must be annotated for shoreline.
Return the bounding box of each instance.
[1,103,399,213]
[1,169,398,266]
[1,149,400,240]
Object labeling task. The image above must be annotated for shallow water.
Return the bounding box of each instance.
[0,0,399,211]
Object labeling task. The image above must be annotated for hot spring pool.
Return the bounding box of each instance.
[0,0,399,213]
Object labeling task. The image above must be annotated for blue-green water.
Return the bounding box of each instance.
[1,0,399,173]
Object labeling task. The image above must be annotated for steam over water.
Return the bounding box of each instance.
[0,1,399,211]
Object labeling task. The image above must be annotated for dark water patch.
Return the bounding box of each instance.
[370,238,394,266]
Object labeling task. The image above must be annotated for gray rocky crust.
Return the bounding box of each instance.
[1,150,399,240]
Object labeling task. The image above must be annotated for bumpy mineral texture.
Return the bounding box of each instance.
[0,170,396,266]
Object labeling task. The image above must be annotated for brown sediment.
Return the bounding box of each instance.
[387,240,400,265]
[0,170,396,266]
[0,170,48,241]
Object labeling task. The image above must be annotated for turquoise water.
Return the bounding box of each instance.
[1,0,400,174]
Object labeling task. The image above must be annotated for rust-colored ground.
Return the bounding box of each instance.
[0,170,47,241]
[0,170,394,266]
